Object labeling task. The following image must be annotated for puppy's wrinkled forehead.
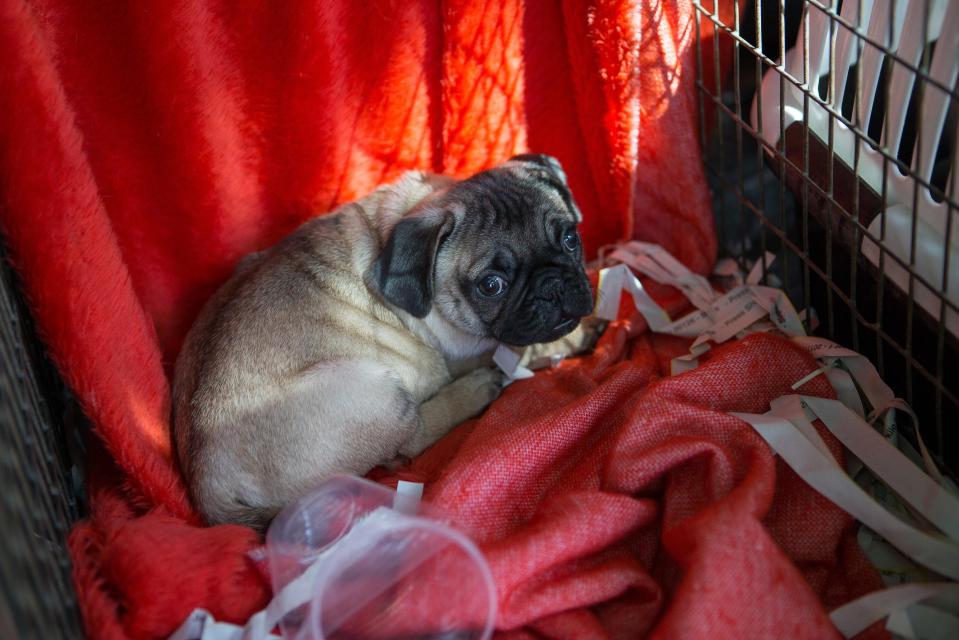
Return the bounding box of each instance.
[450,161,582,231]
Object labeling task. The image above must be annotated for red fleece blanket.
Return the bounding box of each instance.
[0,1,884,638]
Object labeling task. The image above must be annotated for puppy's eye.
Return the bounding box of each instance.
[562,229,580,252]
[477,274,508,297]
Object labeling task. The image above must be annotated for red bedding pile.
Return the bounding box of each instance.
[0,0,883,637]
[401,325,886,639]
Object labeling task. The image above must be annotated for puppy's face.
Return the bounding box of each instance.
[372,155,593,346]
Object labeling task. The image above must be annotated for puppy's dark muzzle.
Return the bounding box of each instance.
[496,269,593,346]
[540,270,593,317]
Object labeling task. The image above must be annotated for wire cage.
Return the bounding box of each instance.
[0,0,957,637]
[0,244,84,638]
[694,0,958,475]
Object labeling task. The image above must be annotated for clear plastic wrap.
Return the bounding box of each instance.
[265,475,496,640]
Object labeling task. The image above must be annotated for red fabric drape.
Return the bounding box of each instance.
[0,1,883,638]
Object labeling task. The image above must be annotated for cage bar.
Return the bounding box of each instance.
[694,0,959,473]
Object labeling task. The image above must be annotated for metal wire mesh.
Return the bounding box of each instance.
[0,241,84,638]
[694,0,958,474]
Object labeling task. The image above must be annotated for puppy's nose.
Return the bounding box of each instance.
[562,281,594,317]
[563,291,593,318]
[534,270,564,301]
[545,279,563,303]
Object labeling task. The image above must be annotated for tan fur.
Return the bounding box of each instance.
[174,160,595,529]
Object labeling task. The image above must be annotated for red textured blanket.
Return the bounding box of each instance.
[0,1,883,638]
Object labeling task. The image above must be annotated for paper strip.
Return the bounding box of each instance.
[691,287,769,347]
[594,265,626,321]
[829,583,959,638]
[792,336,893,412]
[793,336,946,485]
[801,396,959,542]
[492,344,522,376]
[670,342,711,376]
[598,247,810,349]
[751,285,805,336]
[393,480,424,514]
[622,270,672,330]
[595,265,673,330]
[885,608,917,638]
[732,406,959,580]
[746,251,776,285]
[791,361,836,390]
[824,365,867,419]
[788,337,867,418]
[870,399,945,486]
[493,344,534,385]
[168,609,283,640]
[610,243,716,310]
[768,395,835,461]
[660,308,713,338]
[608,249,673,284]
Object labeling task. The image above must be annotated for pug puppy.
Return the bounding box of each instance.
[173,155,595,529]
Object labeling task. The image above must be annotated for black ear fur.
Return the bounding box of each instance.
[371,211,452,318]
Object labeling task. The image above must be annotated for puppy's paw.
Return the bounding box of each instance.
[426,366,503,428]
[520,315,608,367]
[452,366,504,415]
[577,315,608,351]
[405,367,504,458]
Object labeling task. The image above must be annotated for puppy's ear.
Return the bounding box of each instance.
[371,210,453,318]
[510,153,581,222]
[509,153,569,185]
